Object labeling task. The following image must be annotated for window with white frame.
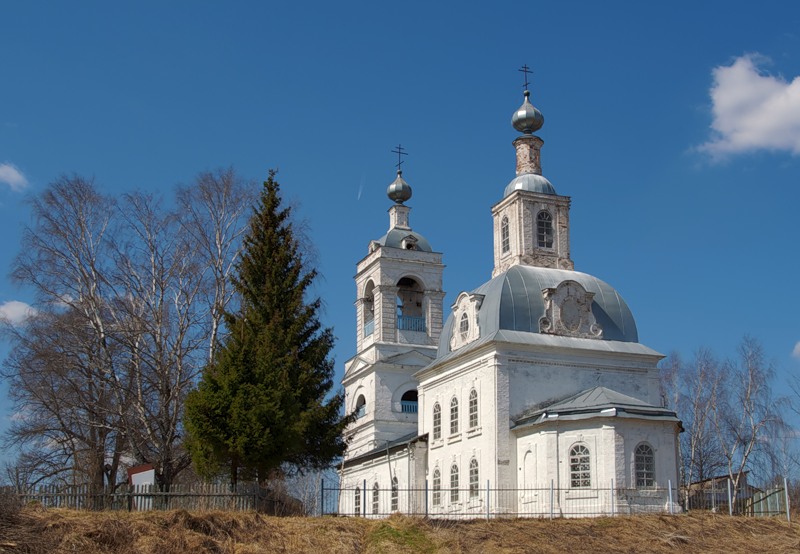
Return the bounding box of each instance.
[569,444,591,488]
[433,402,441,440]
[635,443,655,488]
[501,216,510,253]
[391,477,399,511]
[372,482,379,514]
[468,389,478,429]
[432,468,441,506]
[450,397,459,435]
[450,464,460,503]
[354,487,361,516]
[459,312,469,341]
[469,458,479,498]
[537,210,554,248]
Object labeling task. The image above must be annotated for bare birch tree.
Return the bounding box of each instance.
[2,171,253,491]
[3,177,127,497]
[712,336,784,509]
[176,168,254,364]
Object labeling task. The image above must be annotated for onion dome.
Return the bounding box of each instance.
[511,90,544,134]
[386,170,412,204]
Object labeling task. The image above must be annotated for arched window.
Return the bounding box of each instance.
[537,211,553,248]
[450,464,460,503]
[354,486,361,516]
[355,395,366,418]
[396,277,425,332]
[432,468,441,506]
[570,444,591,488]
[432,403,442,440]
[459,312,469,340]
[468,389,478,429]
[635,444,655,488]
[501,216,510,253]
[363,281,375,337]
[469,458,479,498]
[450,397,459,435]
[372,482,380,514]
[401,389,418,413]
[391,477,399,511]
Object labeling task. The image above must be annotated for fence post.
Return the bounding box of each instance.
[363,479,367,518]
[424,479,428,518]
[486,480,490,521]
[319,479,324,517]
[550,479,554,520]
[785,477,791,523]
[610,479,615,516]
[668,479,674,515]
[727,479,733,516]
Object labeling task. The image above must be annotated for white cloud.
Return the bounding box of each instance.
[793,341,800,360]
[699,54,800,158]
[0,162,29,192]
[0,300,36,326]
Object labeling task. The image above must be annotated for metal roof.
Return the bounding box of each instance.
[436,265,639,359]
[513,386,681,429]
[376,228,433,252]
[341,432,425,468]
[503,173,556,196]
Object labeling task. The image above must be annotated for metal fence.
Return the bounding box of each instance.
[320,481,684,519]
[684,481,789,517]
[321,480,791,520]
[4,483,300,513]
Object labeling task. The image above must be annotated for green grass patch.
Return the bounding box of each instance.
[366,519,436,553]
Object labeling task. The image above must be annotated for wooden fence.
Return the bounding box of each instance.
[3,483,303,514]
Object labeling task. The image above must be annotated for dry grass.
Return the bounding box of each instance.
[0,507,799,553]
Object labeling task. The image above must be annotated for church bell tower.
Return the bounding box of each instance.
[341,160,445,458]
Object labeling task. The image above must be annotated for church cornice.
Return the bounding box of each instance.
[355,246,443,276]
[415,344,495,383]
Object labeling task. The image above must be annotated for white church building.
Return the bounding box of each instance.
[338,83,682,518]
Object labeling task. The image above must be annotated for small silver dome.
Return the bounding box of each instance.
[504,173,556,197]
[387,171,412,204]
[376,228,433,252]
[511,90,544,134]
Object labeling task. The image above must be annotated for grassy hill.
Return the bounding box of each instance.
[1,506,799,553]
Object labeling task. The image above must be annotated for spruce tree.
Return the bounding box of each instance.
[185,171,351,484]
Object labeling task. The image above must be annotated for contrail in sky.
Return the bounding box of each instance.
[357,173,365,201]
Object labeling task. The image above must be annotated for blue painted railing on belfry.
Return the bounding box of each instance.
[364,319,375,337]
[397,315,426,332]
[401,401,418,414]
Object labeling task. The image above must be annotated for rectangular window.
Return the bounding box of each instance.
[468,390,478,429]
[433,404,441,440]
[450,465,459,503]
[450,398,459,435]
[469,459,479,498]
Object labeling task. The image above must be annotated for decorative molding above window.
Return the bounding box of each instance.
[539,280,603,339]
[450,292,485,351]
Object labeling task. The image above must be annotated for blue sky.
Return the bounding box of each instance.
[1,2,799,465]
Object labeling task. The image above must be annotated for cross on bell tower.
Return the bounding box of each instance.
[341,152,445,459]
